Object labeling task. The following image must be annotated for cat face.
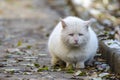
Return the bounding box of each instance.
[61,19,90,47]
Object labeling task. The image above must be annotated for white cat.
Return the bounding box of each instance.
[48,16,98,68]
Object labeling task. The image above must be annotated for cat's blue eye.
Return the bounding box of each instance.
[69,33,74,36]
[78,33,83,36]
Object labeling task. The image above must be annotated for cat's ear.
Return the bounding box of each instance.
[60,19,67,29]
[84,18,96,28]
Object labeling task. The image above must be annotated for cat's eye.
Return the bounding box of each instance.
[69,33,74,36]
[78,33,83,36]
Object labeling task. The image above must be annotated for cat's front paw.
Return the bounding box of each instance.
[85,58,95,66]
[76,62,85,69]
[66,63,72,68]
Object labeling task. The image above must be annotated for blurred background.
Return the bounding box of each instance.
[0,0,120,41]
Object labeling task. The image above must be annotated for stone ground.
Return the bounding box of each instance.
[0,0,119,80]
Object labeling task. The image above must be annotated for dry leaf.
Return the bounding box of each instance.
[17,40,22,46]
[74,70,82,76]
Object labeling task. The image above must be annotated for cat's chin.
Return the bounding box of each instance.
[74,45,80,47]
[71,44,80,47]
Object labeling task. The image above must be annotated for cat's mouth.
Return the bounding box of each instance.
[73,43,80,47]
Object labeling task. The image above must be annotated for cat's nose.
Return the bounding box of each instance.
[75,40,78,43]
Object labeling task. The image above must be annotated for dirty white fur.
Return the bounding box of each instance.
[48,16,98,68]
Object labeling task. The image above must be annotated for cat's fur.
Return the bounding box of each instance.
[48,16,98,68]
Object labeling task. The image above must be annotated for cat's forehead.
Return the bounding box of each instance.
[62,17,88,33]
[67,21,84,27]
[65,20,86,30]
[65,25,86,34]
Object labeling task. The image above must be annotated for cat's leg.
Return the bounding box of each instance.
[51,55,60,66]
[66,62,73,69]
[76,62,85,69]
[85,56,95,66]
